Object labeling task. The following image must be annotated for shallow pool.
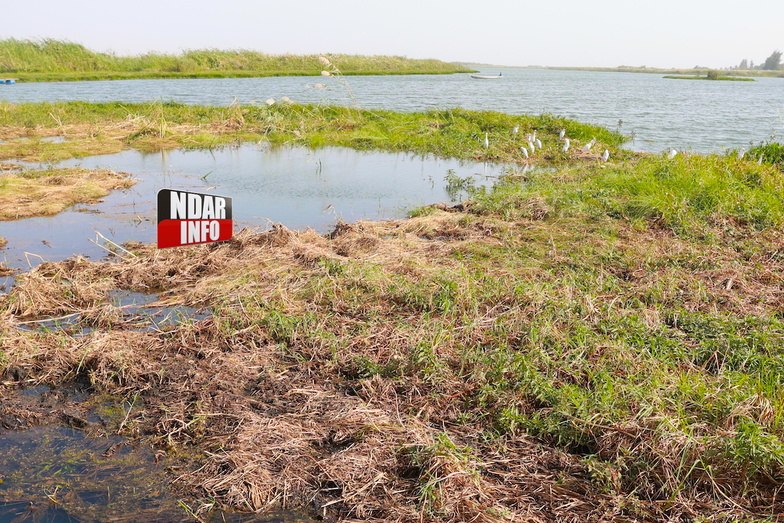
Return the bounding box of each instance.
[1,144,504,281]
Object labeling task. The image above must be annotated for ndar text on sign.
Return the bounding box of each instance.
[157,188,233,248]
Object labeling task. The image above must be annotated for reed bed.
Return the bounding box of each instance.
[0,39,471,82]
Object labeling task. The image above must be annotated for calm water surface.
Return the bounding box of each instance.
[0,145,500,276]
[2,68,783,280]
[2,68,782,153]
[0,386,315,522]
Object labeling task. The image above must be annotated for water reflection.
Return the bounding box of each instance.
[15,289,212,337]
[0,386,316,522]
[0,144,500,276]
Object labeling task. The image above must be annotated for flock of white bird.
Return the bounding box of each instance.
[483,127,611,165]
[484,129,766,167]
[735,148,766,164]
[666,146,764,164]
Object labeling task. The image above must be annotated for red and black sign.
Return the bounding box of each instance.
[157,189,233,248]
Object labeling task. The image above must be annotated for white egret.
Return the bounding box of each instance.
[601,149,610,162]
[528,141,536,153]
[484,132,489,149]
[667,148,678,159]
[581,138,596,153]
[562,138,570,152]
[513,125,519,134]
[737,148,746,160]
[758,154,765,165]
[520,146,529,158]
[559,128,566,140]
[535,138,543,149]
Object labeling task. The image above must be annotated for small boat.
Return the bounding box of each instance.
[469,73,503,79]
[1,79,16,84]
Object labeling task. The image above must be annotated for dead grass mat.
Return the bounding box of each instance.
[0,168,134,220]
[1,214,783,522]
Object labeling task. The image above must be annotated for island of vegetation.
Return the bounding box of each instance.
[0,38,473,82]
[519,50,784,79]
[664,70,755,81]
[2,98,784,522]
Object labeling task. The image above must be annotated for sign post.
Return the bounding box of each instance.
[157,189,233,248]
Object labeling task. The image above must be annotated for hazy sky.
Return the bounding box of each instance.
[4,0,782,69]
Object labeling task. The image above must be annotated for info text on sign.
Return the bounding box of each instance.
[157,188,233,248]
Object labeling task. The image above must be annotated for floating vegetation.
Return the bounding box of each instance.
[0,385,182,522]
[0,167,134,221]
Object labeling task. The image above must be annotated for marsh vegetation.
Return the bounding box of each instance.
[663,71,755,81]
[0,166,133,220]
[0,39,472,82]
[2,98,784,521]
[0,100,625,163]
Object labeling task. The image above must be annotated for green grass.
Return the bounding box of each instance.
[0,101,627,165]
[3,101,784,519]
[471,153,784,232]
[0,38,473,82]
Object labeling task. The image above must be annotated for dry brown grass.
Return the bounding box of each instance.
[0,222,590,521]
[0,167,134,220]
[2,213,784,521]
[0,118,212,162]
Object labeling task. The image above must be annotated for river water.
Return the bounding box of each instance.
[1,68,782,153]
[1,68,782,273]
[1,69,782,520]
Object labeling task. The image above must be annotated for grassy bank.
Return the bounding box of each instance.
[0,100,626,164]
[2,103,784,521]
[0,39,472,82]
